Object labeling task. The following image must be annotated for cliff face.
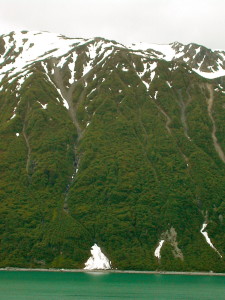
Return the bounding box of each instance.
[0,31,224,271]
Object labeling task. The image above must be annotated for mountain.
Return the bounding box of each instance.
[0,30,225,272]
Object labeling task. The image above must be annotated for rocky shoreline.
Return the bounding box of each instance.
[0,267,224,276]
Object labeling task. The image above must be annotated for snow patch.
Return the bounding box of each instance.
[122,66,129,72]
[38,101,48,109]
[166,81,172,88]
[135,61,157,91]
[150,71,155,82]
[174,51,185,59]
[126,42,175,61]
[138,62,149,77]
[154,91,158,99]
[57,56,68,68]
[96,44,113,66]
[62,99,69,110]
[41,62,49,74]
[82,41,114,76]
[84,244,111,270]
[41,62,61,95]
[87,88,96,98]
[68,52,78,84]
[193,47,201,58]
[183,57,189,62]
[15,72,32,90]
[200,223,222,258]
[154,240,165,259]
[10,113,16,120]
[56,88,69,109]
[16,77,26,90]
[142,81,149,89]
[42,103,48,109]
[150,62,157,71]
[193,67,225,79]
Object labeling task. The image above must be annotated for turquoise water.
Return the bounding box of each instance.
[0,271,224,299]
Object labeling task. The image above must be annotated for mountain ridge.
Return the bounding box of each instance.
[1,30,225,83]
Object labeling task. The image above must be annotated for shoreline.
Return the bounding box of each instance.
[0,267,224,276]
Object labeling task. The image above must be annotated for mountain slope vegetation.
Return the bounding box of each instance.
[0,31,224,271]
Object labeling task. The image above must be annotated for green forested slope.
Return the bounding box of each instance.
[0,33,224,271]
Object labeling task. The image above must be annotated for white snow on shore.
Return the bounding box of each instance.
[200,223,222,258]
[154,240,165,259]
[84,244,111,270]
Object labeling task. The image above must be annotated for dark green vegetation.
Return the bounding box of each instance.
[0,32,224,272]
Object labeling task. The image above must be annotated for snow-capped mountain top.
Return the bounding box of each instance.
[0,31,123,82]
[1,30,225,84]
[125,40,225,78]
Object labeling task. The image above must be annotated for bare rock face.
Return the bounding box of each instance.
[162,227,184,260]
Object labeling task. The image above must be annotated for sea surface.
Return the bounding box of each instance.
[0,271,224,299]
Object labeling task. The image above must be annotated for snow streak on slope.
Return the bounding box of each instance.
[200,224,222,258]
[154,240,165,259]
[68,52,78,84]
[136,60,157,90]
[82,42,115,76]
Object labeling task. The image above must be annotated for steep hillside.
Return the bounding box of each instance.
[0,31,225,272]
